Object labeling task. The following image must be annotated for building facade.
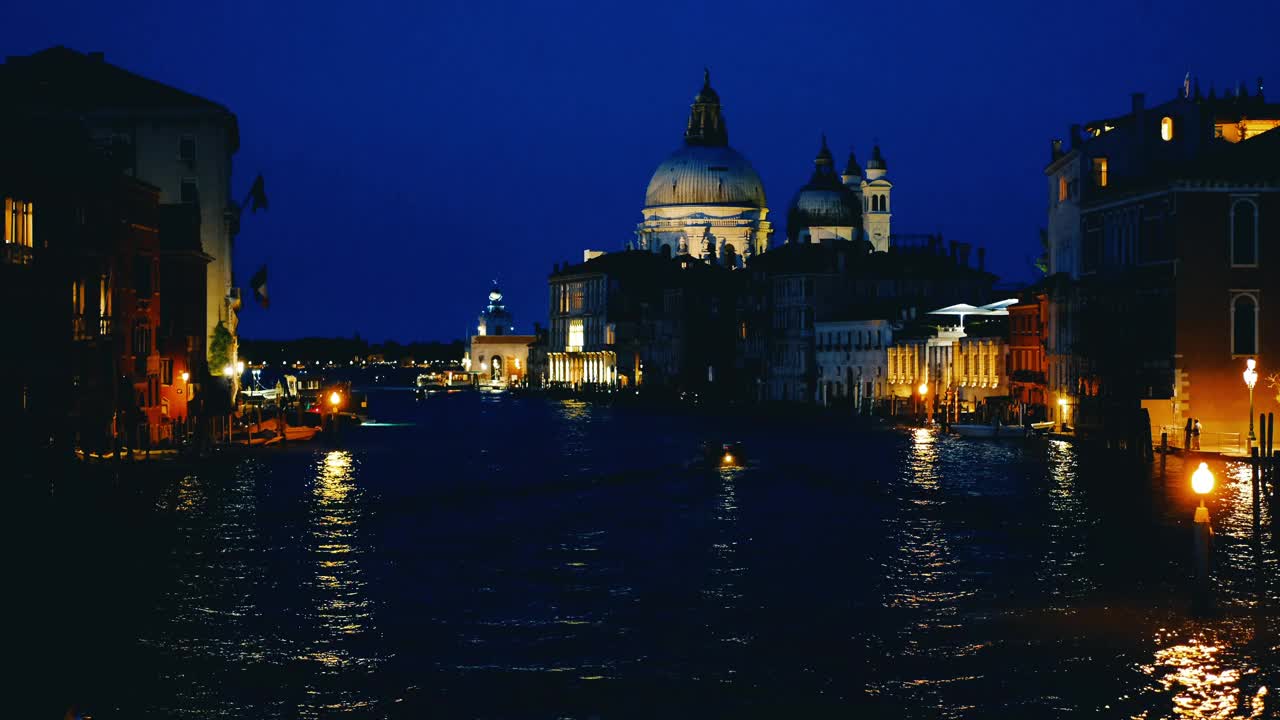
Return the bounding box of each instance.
[2,47,242,367]
[1043,79,1280,439]
[815,319,894,411]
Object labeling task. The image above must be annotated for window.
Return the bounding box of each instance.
[1058,176,1068,202]
[1232,199,1258,266]
[133,318,152,356]
[1232,293,1258,356]
[1092,158,1108,187]
[1160,116,1174,142]
[160,358,173,385]
[4,197,34,247]
[179,134,196,163]
[568,318,584,351]
[180,178,199,204]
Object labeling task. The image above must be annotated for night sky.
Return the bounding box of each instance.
[9,0,1279,342]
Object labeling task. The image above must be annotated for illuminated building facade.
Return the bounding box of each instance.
[1008,292,1049,418]
[464,284,533,385]
[886,325,1008,419]
[1043,78,1280,438]
[1,47,242,368]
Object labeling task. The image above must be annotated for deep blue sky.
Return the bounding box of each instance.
[10,0,1279,342]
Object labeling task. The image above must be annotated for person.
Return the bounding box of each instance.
[1192,418,1202,450]
[1184,417,1193,451]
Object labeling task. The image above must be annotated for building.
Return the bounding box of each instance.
[1008,291,1049,422]
[745,236,997,403]
[886,320,1009,421]
[465,284,534,385]
[633,70,772,264]
[157,203,212,425]
[2,47,242,368]
[1043,79,1280,440]
[547,251,739,394]
[1,110,193,454]
[815,318,895,411]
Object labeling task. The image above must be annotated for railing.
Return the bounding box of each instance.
[1156,425,1243,455]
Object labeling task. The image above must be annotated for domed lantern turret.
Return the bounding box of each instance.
[786,135,862,244]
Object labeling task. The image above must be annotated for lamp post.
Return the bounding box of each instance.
[1058,396,1068,432]
[328,390,342,439]
[1244,358,1258,450]
[1191,462,1214,611]
[918,382,929,425]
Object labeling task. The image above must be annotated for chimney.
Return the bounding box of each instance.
[957,242,971,267]
[977,247,986,272]
[88,51,105,62]
[1051,138,1063,161]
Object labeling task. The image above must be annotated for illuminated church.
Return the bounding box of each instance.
[632,71,892,264]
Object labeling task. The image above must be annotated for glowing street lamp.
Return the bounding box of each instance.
[328,390,342,409]
[1058,396,1068,432]
[222,364,234,378]
[1190,461,1214,609]
[1244,358,1258,446]
[918,382,931,425]
[180,371,190,383]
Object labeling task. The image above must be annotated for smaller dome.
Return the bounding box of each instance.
[866,144,887,171]
[787,137,861,240]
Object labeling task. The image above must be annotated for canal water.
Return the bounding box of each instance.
[37,390,1280,718]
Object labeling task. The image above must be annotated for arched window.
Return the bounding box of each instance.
[1232,293,1258,355]
[1232,199,1258,266]
[1160,116,1174,142]
[659,243,672,259]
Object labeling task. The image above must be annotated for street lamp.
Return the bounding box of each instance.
[328,391,342,409]
[180,371,190,383]
[222,364,234,378]
[918,382,930,425]
[1058,396,1068,432]
[1190,461,1214,610]
[1244,358,1258,447]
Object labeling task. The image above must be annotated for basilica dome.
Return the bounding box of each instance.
[644,144,767,208]
[787,136,861,241]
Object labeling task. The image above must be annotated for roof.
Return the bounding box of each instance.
[1,46,239,150]
[644,144,766,208]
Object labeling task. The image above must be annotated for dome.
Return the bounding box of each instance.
[644,144,767,208]
[787,137,861,239]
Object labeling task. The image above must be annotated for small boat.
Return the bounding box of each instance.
[479,382,507,395]
[951,423,1011,438]
[1028,421,1056,434]
[702,440,746,467]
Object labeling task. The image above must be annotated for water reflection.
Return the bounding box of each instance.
[705,465,749,652]
[1037,439,1094,599]
[300,450,378,713]
[1138,628,1267,719]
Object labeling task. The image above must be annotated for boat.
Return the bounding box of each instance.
[702,440,746,467]
[1028,420,1056,434]
[951,423,1014,438]
[415,373,445,398]
[478,382,507,395]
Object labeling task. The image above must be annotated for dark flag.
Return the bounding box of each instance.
[248,173,269,213]
[250,265,269,308]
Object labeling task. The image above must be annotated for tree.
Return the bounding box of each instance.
[209,321,233,374]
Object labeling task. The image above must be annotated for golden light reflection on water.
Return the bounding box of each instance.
[301,449,375,681]
[1137,630,1267,719]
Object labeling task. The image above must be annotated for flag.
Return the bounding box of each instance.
[248,173,268,213]
[250,265,269,308]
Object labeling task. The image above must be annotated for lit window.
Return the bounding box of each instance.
[1058,176,1068,202]
[3,197,34,248]
[568,318,584,351]
[1232,293,1258,355]
[1160,116,1174,141]
[1231,199,1259,266]
[1092,158,1108,187]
